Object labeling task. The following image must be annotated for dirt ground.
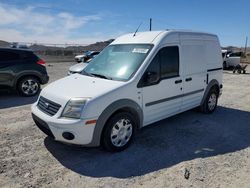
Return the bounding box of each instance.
[1,63,250,188]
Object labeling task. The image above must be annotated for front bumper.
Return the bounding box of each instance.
[31,104,98,146]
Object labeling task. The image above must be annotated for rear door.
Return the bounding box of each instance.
[0,50,20,87]
[139,45,183,126]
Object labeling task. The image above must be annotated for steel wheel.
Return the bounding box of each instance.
[110,118,133,147]
[208,93,217,111]
[102,112,136,152]
[200,87,218,114]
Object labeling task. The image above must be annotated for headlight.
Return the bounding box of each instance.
[61,98,90,119]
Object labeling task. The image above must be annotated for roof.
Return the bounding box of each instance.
[112,31,165,45]
[111,30,217,45]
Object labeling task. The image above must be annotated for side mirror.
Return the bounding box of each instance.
[145,71,159,84]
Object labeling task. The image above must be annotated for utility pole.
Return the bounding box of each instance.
[150,18,152,31]
[244,36,248,55]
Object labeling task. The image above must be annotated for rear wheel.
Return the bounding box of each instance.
[17,76,40,97]
[223,62,227,70]
[102,112,136,152]
[200,87,218,114]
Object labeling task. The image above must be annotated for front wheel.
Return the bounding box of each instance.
[200,88,218,114]
[102,112,136,152]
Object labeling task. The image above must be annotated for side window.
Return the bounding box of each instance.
[138,53,160,87]
[145,53,160,78]
[0,51,20,62]
[138,46,179,87]
[160,46,179,78]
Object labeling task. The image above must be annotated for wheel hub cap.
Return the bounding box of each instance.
[110,118,133,147]
[21,80,38,95]
[208,93,217,111]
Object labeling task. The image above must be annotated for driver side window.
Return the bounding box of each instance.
[138,46,179,87]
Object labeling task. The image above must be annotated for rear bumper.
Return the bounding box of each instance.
[40,74,49,84]
[219,84,223,96]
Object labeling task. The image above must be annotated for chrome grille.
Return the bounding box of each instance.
[37,96,61,116]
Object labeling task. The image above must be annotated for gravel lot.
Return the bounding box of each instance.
[1,62,250,188]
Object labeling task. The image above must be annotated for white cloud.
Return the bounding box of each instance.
[0,3,102,44]
[58,12,100,30]
[0,28,109,45]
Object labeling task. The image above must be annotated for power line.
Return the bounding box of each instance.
[244,36,248,54]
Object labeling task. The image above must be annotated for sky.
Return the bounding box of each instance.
[0,0,249,46]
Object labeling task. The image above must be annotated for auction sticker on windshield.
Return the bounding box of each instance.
[132,48,149,53]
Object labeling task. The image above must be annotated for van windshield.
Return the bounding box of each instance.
[82,44,153,81]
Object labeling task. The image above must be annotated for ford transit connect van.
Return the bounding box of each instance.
[31,30,223,152]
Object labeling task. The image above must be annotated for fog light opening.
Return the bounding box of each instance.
[62,132,75,140]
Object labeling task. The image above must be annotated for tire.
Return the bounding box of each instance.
[223,62,227,70]
[17,76,40,97]
[243,70,246,74]
[200,87,218,114]
[102,112,136,152]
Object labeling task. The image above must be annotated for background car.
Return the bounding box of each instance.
[223,51,242,69]
[74,51,99,63]
[10,42,30,49]
[69,54,98,75]
[0,48,49,96]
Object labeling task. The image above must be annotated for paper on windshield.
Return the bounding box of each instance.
[132,48,149,54]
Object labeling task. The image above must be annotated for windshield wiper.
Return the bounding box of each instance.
[82,70,94,77]
[82,70,112,80]
[91,73,112,80]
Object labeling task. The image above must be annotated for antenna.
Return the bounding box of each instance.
[133,22,143,37]
[150,18,152,31]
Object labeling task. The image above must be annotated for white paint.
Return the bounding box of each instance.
[31,30,223,146]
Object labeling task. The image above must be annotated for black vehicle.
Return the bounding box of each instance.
[0,48,49,96]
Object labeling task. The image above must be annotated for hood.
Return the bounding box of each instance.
[69,63,88,73]
[40,74,124,105]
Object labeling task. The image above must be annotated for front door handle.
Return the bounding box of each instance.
[175,79,182,84]
[185,77,192,82]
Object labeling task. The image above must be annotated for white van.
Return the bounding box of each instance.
[31,30,223,152]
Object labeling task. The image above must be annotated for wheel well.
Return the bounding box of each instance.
[113,107,140,128]
[16,75,41,88]
[100,107,141,144]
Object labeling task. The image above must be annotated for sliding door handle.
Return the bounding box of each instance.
[175,79,182,84]
[185,77,192,82]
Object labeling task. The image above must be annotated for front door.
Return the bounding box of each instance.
[139,45,183,126]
